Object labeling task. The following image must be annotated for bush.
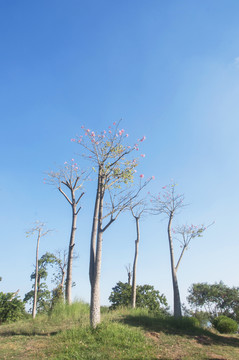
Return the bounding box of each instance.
[169,316,200,330]
[212,315,238,334]
[109,281,169,314]
[0,292,26,323]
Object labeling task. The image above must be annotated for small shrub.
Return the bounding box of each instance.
[212,315,238,334]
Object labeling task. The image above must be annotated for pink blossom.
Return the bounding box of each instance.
[140,174,144,178]
[78,139,82,143]
[134,170,137,173]
[126,134,129,137]
[109,130,112,133]
[113,122,116,125]
[64,161,67,164]
[103,130,106,134]
[140,136,146,142]
[91,131,95,137]
[162,186,167,189]
[119,131,122,136]
[71,159,74,162]
[141,154,145,158]
[71,138,76,142]
[81,125,84,129]
[152,176,155,180]
[86,129,90,132]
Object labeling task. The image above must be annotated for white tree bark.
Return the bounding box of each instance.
[168,212,182,318]
[32,229,41,319]
[131,217,140,308]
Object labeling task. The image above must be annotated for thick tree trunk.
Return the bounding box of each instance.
[168,213,182,318]
[131,217,140,308]
[32,230,41,319]
[90,182,103,328]
[65,197,77,304]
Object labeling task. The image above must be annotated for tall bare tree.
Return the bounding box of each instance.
[26,222,51,318]
[72,122,149,327]
[129,198,149,308]
[151,183,185,317]
[47,161,85,304]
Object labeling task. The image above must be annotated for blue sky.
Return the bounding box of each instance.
[0,0,239,311]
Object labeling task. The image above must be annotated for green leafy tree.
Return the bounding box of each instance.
[109,281,168,313]
[187,282,239,322]
[0,292,26,323]
[24,252,57,315]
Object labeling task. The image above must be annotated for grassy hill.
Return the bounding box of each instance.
[0,302,238,359]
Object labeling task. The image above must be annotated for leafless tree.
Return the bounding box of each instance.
[46,161,85,304]
[151,183,185,317]
[129,198,148,308]
[125,264,132,285]
[26,221,52,318]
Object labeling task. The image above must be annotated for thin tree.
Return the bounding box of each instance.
[72,122,149,327]
[151,183,185,317]
[125,264,132,285]
[173,223,208,272]
[26,222,51,318]
[129,198,148,308]
[46,160,85,304]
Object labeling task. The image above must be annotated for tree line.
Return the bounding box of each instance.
[1,121,216,327]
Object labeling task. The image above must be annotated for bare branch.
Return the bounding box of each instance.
[58,187,73,205]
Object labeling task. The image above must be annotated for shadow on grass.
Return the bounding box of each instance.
[121,314,239,349]
[0,329,59,337]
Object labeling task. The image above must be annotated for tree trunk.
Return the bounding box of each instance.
[168,212,182,318]
[131,217,140,308]
[32,230,41,319]
[90,181,103,328]
[175,245,187,272]
[65,194,77,305]
[89,175,100,286]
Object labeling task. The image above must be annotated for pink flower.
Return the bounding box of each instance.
[140,136,146,142]
[71,159,74,162]
[81,125,84,129]
[141,154,145,158]
[71,138,76,142]
[126,134,129,137]
[127,145,131,148]
[113,122,116,125]
[140,174,144,178]
[119,131,122,136]
[86,129,90,132]
[134,170,137,173]
[109,130,112,133]
[64,161,67,164]
[162,186,166,189]
[152,176,155,180]
[103,130,106,134]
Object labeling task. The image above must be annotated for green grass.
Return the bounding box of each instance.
[0,303,239,359]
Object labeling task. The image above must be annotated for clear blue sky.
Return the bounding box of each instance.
[0,0,239,311]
